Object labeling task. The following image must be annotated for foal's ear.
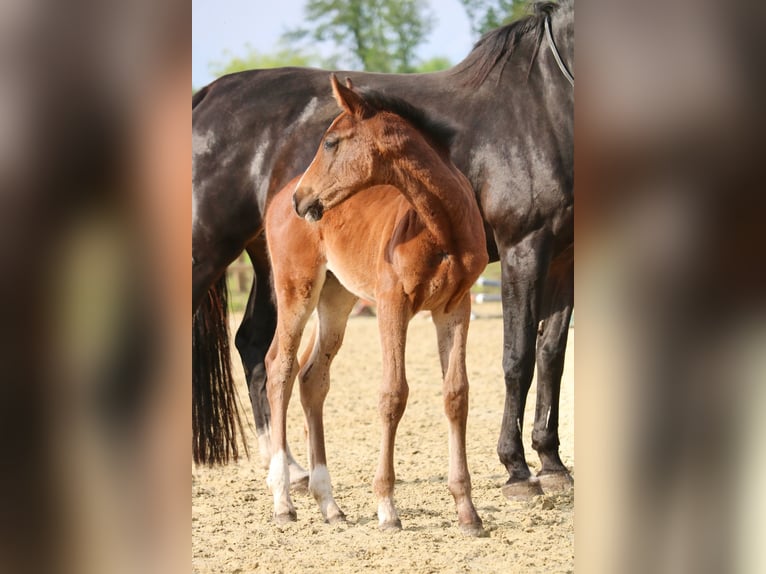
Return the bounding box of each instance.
[330,73,372,119]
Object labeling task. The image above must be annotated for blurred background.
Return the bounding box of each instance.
[1,0,764,572]
[192,0,530,89]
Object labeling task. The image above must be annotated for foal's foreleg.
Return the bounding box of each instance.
[373,298,411,530]
[299,274,357,523]
[433,295,483,536]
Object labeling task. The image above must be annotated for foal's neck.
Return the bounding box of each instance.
[390,137,477,252]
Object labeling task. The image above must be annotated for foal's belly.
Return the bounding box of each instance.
[325,253,377,302]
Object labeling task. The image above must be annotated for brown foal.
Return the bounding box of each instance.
[264,75,488,534]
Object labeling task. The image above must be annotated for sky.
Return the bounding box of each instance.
[192,0,476,88]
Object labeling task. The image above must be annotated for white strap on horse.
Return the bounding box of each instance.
[545,15,574,87]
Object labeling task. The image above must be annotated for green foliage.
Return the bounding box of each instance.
[458,0,529,37]
[204,1,456,80]
[285,0,435,73]
[208,44,320,78]
[412,56,453,73]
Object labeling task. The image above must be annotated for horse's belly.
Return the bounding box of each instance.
[325,254,376,302]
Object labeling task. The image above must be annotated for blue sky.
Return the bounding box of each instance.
[192,0,476,88]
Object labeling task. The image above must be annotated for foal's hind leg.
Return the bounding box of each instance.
[236,239,309,490]
[432,295,484,536]
[298,273,357,523]
[265,271,324,523]
[373,295,411,530]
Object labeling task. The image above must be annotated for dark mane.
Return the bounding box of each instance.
[358,88,457,153]
[454,1,564,87]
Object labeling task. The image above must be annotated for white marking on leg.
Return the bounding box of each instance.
[256,424,272,470]
[267,450,294,516]
[517,417,522,434]
[546,406,552,429]
[309,464,332,499]
[309,464,343,521]
[377,498,399,527]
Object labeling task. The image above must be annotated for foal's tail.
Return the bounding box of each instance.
[192,274,248,465]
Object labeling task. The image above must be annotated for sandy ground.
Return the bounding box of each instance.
[193,301,574,573]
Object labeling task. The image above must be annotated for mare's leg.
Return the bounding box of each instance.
[532,247,574,491]
[235,238,275,464]
[497,230,551,499]
[235,238,309,488]
[373,295,411,530]
[265,269,325,523]
[432,295,484,536]
[298,273,357,523]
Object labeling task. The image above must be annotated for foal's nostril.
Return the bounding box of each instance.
[305,201,324,223]
[293,188,323,221]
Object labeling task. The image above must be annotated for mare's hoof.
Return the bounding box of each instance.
[537,470,574,493]
[379,518,402,532]
[273,510,297,525]
[501,477,543,501]
[290,474,310,494]
[325,511,347,525]
[459,522,487,537]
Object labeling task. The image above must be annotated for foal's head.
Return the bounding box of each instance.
[293,74,455,222]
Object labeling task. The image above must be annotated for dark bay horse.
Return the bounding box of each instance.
[192,1,573,497]
[265,75,487,533]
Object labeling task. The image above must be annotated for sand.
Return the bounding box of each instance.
[193,302,574,573]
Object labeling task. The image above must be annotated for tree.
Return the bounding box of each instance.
[285,0,435,73]
[208,44,320,78]
[458,0,529,37]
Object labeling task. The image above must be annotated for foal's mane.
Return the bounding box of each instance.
[454,1,569,87]
[357,88,457,154]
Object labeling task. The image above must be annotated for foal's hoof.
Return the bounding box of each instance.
[537,470,574,493]
[325,511,347,525]
[273,510,297,525]
[501,477,544,501]
[459,521,487,538]
[379,518,402,532]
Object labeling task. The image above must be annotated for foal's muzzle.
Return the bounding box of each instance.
[293,190,324,222]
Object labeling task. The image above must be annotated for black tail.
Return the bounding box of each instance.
[192,273,248,465]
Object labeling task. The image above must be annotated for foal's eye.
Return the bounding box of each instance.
[323,138,338,151]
